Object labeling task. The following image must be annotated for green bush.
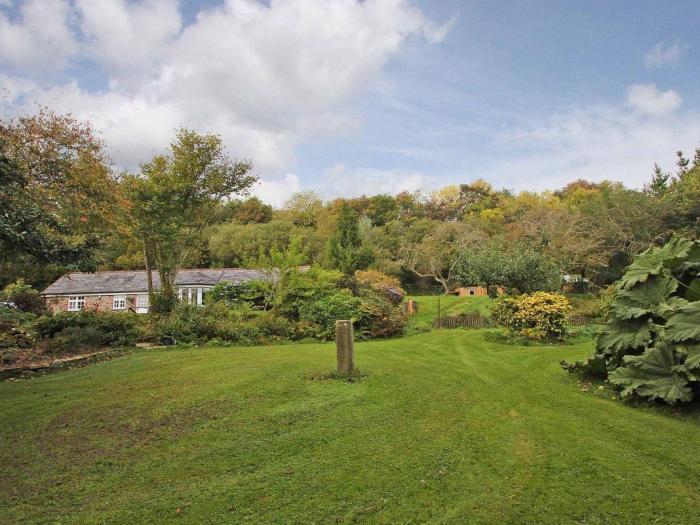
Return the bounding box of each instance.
[150,291,178,315]
[35,311,141,348]
[492,292,571,341]
[298,290,363,340]
[41,326,106,354]
[146,302,298,346]
[274,267,345,320]
[207,280,269,309]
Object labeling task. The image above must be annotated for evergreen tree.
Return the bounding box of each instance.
[645,163,670,196]
[324,203,373,274]
[676,150,690,177]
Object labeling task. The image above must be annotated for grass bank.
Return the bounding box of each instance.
[2,330,699,523]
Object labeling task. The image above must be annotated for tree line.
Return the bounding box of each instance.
[2,109,699,299]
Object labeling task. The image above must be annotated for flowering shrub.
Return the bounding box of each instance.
[492,292,571,341]
[355,269,405,305]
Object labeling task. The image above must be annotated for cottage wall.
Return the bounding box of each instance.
[46,294,139,314]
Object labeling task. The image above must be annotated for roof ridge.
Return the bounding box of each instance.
[60,267,262,276]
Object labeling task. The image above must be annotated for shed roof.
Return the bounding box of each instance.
[42,269,269,295]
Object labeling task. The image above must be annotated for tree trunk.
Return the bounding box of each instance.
[142,240,154,297]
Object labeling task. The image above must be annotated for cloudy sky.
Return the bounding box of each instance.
[1,0,699,205]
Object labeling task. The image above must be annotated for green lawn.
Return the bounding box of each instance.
[2,331,700,524]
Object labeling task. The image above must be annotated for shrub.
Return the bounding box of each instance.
[35,311,141,348]
[298,290,362,340]
[355,269,405,304]
[42,326,106,354]
[147,304,210,345]
[274,267,345,320]
[145,302,298,346]
[150,291,178,315]
[563,236,700,405]
[492,292,571,341]
[207,280,269,308]
[1,279,45,314]
[356,290,406,338]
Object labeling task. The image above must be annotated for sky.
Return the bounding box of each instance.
[1,0,699,206]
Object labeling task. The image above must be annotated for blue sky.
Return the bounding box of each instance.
[1,0,699,205]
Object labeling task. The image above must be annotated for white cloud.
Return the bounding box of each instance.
[0,0,451,175]
[252,173,302,208]
[76,0,182,88]
[0,0,77,69]
[317,163,429,199]
[644,40,684,69]
[626,84,681,116]
[489,86,700,191]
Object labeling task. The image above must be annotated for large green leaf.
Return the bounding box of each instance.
[560,354,608,378]
[635,376,693,404]
[610,345,692,404]
[664,302,700,342]
[684,278,700,302]
[657,296,690,319]
[622,343,677,374]
[682,343,700,370]
[611,273,678,319]
[619,237,695,290]
[596,318,652,354]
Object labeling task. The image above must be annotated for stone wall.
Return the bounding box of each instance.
[45,294,139,314]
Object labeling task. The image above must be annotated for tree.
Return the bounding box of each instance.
[424,185,468,222]
[282,191,324,227]
[662,160,700,238]
[453,240,560,294]
[217,197,272,224]
[324,203,373,274]
[365,194,398,226]
[512,205,607,277]
[560,181,666,283]
[125,129,255,311]
[645,164,671,197]
[0,110,120,282]
[400,221,486,294]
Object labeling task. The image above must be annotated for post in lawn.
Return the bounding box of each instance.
[335,319,355,375]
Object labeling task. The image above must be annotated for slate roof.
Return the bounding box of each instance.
[42,269,270,295]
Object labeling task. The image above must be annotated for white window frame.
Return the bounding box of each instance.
[136,294,149,309]
[113,295,127,310]
[178,287,204,306]
[68,296,85,311]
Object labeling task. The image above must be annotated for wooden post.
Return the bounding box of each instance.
[335,320,354,375]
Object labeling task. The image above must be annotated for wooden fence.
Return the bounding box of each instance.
[568,314,597,326]
[432,313,597,329]
[432,314,495,329]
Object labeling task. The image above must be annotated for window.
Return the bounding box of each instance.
[469,288,476,296]
[178,287,203,305]
[113,295,126,310]
[136,295,148,309]
[68,296,85,311]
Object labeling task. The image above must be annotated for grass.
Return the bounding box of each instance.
[406,294,492,325]
[2,330,700,524]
